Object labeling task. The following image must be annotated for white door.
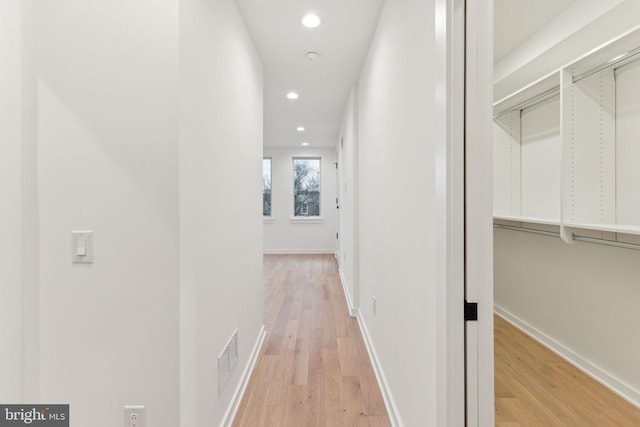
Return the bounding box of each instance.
[335,140,342,261]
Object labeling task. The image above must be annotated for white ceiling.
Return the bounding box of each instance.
[237,0,577,148]
[236,0,384,148]
[494,0,578,62]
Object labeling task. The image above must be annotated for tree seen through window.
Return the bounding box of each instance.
[293,158,320,216]
[263,158,271,216]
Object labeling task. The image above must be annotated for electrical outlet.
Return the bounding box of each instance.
[372,296,377,316]
[124,406,145,427]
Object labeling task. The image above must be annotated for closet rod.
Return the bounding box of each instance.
[494,224,640,251]
[493,86,559,120]
[572,235,640,251]
[493,224,560,238]
[572,45,640,83]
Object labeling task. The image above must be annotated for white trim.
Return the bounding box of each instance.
[263,249,335,255]
[433,0,467,425]
[337,266,357,317]
[289,217,324,224]
[355,311,402,427]
[263,217,274,224]
[220,324,267,427]
[465,0,495,425]
[494,305,640,409]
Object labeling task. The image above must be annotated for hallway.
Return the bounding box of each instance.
[233,254,390,426]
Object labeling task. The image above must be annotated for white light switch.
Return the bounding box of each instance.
[76,238,87,256]
[72,231,93,264]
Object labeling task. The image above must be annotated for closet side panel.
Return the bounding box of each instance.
[567,71,615,225]
[615,60,640,226]
[493,111,521,216]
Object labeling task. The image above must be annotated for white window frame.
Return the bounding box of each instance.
[291,157,323,222]
[263,157,272,220]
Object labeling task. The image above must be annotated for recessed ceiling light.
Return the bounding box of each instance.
[302,14,321,28]
[297,126,306,132]
[301,142,310,146]
[286,92,299,100]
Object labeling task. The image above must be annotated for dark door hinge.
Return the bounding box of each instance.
[464,301,478,321]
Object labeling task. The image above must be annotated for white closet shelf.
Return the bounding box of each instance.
[566,24,640,79]
[564,223,640,236]
[493,215,560,226]
[493,71,560,118]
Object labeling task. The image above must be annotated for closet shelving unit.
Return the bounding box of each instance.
[493,26,640,249]
[493,72,562,228]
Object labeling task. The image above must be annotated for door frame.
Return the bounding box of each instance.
[435,0,495,425]
[464,0,494,425]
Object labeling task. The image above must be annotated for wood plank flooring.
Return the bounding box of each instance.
[495,314,640,426]
[234,254,640,426]
[232,254,390,427]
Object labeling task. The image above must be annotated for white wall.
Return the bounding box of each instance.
[179,0,264,425]
[356,0,441,424]
[22,1,180,426]
[263,147,337,254]
[337,90,358,310]
[495,1,640,100]
[6,2,264,425]
[0,0,23,403]
[494,229,640,404]
[494,0,623,85]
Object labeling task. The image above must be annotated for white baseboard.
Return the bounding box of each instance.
[494,305,640,409]
[337,266,357,317]
[355,311,402,427]
[220,324,267,427]
[263,249,336,255]
[335,268,399,423]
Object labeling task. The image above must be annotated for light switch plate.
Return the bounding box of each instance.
[71,231,94,264]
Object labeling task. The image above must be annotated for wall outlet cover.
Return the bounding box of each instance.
[124,405,145,427]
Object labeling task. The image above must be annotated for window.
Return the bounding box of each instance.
[263,158,272,217]
[293,158,320,217]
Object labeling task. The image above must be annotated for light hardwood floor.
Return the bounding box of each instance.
[495,314,640,426]
[232,254,391,427]
[234,254,640,426]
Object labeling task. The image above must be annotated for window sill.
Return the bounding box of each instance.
[263,217,274,224]
[290,217,324,224]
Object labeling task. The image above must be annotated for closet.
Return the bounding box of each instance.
[494,27,640,246]
[493,24,640,411]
